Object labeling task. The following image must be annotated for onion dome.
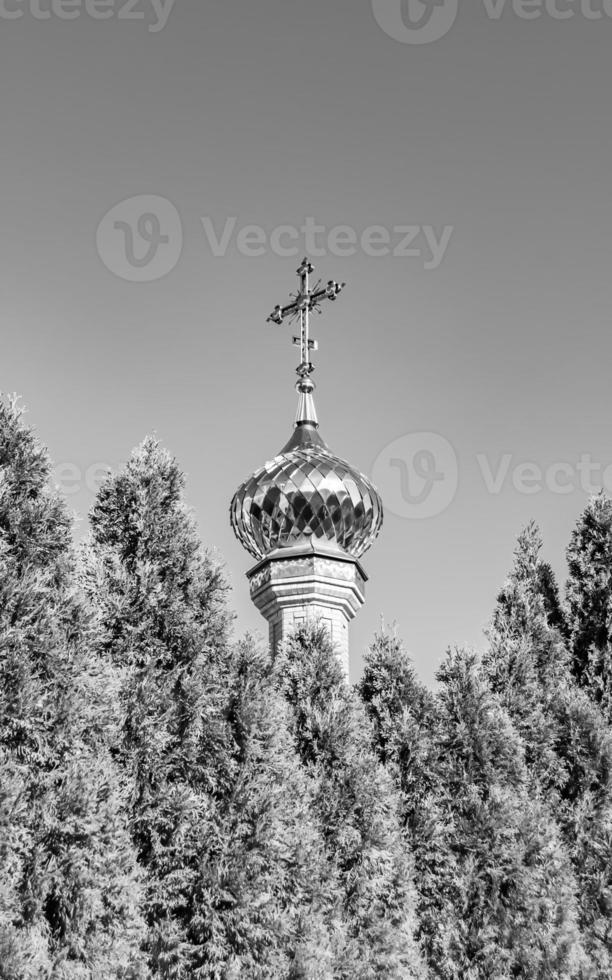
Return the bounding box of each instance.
[230,377,383,562]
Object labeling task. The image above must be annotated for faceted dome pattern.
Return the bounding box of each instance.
[230,425,383,561]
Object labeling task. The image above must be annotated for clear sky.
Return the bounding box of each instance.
[2,0,612,683]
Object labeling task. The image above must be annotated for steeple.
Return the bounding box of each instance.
[230,262,383,678]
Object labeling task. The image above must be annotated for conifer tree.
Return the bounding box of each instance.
[279,624,425,980]
[84,438,329,978]
[436,648,583,979]
[362,633,585,979]
[360,632,459,974]
[484,522,612,977]
[0,395,147,979]
[566,493,612,719]
[484,524,571,786]
[536,559,568,634]
[208,639,333,980]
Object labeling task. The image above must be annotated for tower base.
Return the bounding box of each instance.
[247,540,367,679]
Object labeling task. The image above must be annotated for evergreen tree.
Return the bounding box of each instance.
[362,633,585,979]
[84,438,329,978]
[437,648,583,979]
[536,560,568,634]
[485,524,571,788]
[484,522,612,977]
[279,623,425,980]
[0,395,147,979]
[566,493,612,718]
[360,632,460,974]
[207,639,333,980]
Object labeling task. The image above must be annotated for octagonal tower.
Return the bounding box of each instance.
[229,261,383,677]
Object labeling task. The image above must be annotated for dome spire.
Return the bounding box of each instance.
[295,375,318,427]
[267,258,345,429]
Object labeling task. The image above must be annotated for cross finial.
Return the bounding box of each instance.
[267,259,345,382]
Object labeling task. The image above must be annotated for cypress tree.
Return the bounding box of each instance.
[436,647,583,979]
[84,438,329,978]
[566,493,612,718]
[484,524,570,787]
[536,560,568,634]
[360,632,460,974]
[362,632,585,979]
[0,395,146,979]
[207,638,333,980]
[279,623,425,980]
[484,522,612,977]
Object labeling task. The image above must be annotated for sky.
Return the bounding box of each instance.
[2,0,612,684]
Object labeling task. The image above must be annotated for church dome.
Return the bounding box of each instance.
[230,385,383,562]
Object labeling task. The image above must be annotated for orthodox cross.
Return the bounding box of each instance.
[267,259,345,379]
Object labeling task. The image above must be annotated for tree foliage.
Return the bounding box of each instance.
[280,624,424,980]
[0,395,146,979]
[566,493,612,720]
[361,630,585,979]
[5,398,612,979]
[483,522,612,978]
[84,439,331,978]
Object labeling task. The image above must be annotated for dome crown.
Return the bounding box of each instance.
[230,417,383,562]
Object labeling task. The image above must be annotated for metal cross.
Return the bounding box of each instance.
[267,258,345,379]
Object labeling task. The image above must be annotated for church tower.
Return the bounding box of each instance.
[230,260,383,678]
